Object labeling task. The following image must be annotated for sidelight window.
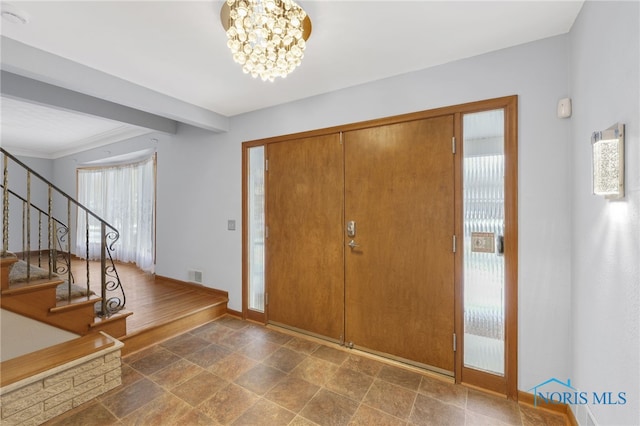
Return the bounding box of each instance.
[462,109,506,376]
[247,146,265,312]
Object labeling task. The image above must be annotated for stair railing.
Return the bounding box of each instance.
[1,185,75,291]
[1,148,125,317]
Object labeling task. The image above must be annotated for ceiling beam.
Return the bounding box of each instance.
[1,71,178,135]
[1,37,229,133]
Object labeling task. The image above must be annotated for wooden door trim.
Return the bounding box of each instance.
[242,140,267,323]
[454,95,518,400]
[245,96,518,147]
[504,95,519,400]
[453,111,464,383]
[241,95,518,397]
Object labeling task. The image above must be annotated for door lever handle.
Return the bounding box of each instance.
[348,240,360,249]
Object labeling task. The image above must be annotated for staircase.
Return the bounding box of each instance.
[1,148,130,338]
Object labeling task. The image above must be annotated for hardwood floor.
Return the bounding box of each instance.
[66,257,229,353]
[9,253,228,355]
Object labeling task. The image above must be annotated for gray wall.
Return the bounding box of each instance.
[2,155,54,253]
[8,2,637,421]
[569,1,640,425]
[52,33,573,395]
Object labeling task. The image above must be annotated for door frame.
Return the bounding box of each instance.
[453,96,518,399]
[242,140,268,323]
[241,95,518,398]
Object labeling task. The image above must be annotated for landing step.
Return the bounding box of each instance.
[120,298,227,356]
[1,278,64,296]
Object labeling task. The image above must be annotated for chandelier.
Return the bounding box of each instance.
[221,0,312,82]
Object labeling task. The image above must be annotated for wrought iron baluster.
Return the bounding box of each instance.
[48,185,53,278]
[26,171,31,276]
[104,238,125,316]
[22,201,28,278]
[85,210,90,294]
[21,202,24,260]
[100,222,106,316]
[67,199,72,297]
[53,221,58,279]
[2,154,8,256]
[38,211,42,267]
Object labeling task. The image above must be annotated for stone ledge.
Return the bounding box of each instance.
[0,333,123,426]
[1,332,123,392]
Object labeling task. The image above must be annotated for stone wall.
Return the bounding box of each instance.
[0,341,123,425]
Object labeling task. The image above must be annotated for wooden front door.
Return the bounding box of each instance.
[343,116,456,372]
[266,134,345,341]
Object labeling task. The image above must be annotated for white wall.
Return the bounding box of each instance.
[51,34,574,394]
[0,309,78,362]
[569,2,640,425]
[227,35,574,394]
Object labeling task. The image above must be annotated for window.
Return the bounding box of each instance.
[247,146,265,312]
[76,154,156,272]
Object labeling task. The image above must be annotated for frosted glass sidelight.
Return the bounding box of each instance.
[462,109,505,376]
[248,146,265,312]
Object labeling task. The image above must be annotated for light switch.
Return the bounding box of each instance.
[227,220,236,231]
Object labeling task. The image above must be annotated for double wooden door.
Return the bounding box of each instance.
[267,116,455,372]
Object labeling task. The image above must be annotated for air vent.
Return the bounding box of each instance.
[188,269,203,284]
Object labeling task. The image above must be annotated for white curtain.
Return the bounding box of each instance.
[76,156,155,272]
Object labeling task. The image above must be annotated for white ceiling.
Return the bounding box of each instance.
[0,96,152,158]
[0,0,584,157]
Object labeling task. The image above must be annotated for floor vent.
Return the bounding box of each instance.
[188,269,203,284]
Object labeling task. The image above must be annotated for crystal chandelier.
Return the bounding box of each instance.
[221,0,312,82]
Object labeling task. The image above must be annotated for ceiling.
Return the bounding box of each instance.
[0,1,584,158]
[1,96,152,158]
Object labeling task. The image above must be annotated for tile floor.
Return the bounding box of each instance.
[45,317,568,425]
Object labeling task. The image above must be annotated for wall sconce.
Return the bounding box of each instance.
[592,122,625,199]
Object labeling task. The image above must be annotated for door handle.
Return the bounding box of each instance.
[497,235,504,256]
[348,240,360,249]
[347,221,356,238]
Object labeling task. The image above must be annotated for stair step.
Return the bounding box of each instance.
[1,278,64,296]
[90,310,133,328]
[90,310,133,338]
[121,299,227,356]
[1,255,19,290]
[50,295,103,314]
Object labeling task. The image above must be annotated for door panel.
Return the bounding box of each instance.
[266,134,345,340]
[344,116,455,372]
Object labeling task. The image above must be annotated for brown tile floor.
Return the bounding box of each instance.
[44,317,568,426]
